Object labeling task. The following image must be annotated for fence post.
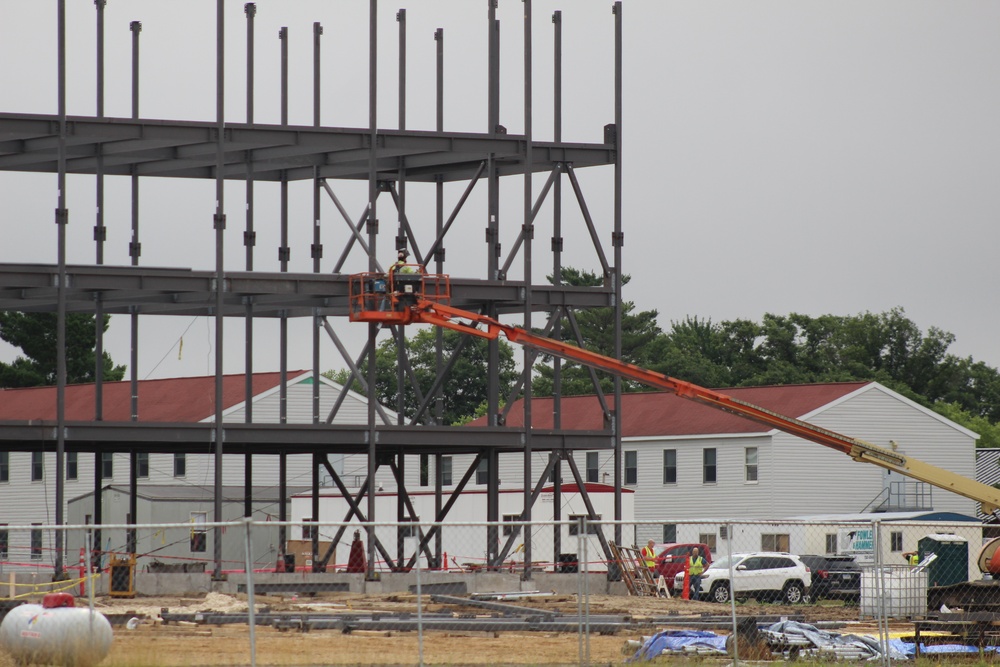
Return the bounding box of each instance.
[242,518,256,667]
[726,522,738,666]
[576,517,585,667]
[415,525,425,667]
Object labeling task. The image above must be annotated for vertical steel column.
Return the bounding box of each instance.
[54,0,68,580]
[127,19,142,558]
[395,8,407,571]
[243,2,256,520]
[366,0,379,579]
[485,0,500,570]
[93,0,106,423]
[92,0,107,567]
[311,19,323,571]
[550,8,563,570]
[212,0,227,580]
[277,25,289,565]
[433,25,444,569]
[612,1,624,547]
[521,0,534,579]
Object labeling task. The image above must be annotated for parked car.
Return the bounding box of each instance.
[798,554,861,603]
[651,543,712,594]
[675,552,812,604]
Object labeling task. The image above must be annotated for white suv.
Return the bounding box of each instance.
[674,552,811,604]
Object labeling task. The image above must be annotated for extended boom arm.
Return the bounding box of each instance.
[409,299,1000,515]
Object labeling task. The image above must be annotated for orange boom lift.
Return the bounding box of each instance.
[349,268,1000,515]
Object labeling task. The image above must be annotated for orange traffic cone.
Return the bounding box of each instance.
[681,561,691,600]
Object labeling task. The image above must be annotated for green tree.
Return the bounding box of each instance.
[0,312,125,387]
[325,328,517,426]
[532,268,662,396]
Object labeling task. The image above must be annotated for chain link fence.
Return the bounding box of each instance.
[0,517,993,666]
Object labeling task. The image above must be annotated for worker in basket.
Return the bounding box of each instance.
[377,248,416,312]
[388,247,420,310]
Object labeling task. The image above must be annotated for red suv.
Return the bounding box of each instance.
[651,543,712,593]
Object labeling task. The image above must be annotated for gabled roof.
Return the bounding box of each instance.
[488,382,872,437]
[0,371,310,422]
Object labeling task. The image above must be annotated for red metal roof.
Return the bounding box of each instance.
[492,382,871,437]
[0,371,308,422]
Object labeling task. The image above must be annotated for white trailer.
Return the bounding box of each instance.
[290,482,634,572]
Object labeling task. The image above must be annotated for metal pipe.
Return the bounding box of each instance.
[243,1,256,520]
[212,0,226,580]
[551,8,562,571]
[54,0,68,579]
[277,25,289,560]
[612,0,624,547]
[127,17,142,558]
[434,25,445,568]
[366,0,379,580]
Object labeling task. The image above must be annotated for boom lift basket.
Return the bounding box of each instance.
[348,268,450,324]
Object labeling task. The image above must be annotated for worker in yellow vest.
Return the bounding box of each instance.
[641,540,657,572]
[903,551,919,566]
[688,547,706,601]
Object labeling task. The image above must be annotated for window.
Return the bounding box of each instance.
[703,448,717,484]
[0,526,6,558]
[31,452,44,481]
[745,447,758,482]
[825,534,837,554]
[586,452,599,483]
[502,514,520,536]
[101,452,113,479]
[0,452,8,482]
[761,533,790,552]
[419,454,429,487]
[476,459,489,485]
[302,519,316,540]
[662,449,676,484]
[891,531,903,552]
[662,524,677,543]
[625,451,637,486]
[698,533,717,552]
[719,525,729,540]
[174,453,186,478]
[569,514,601,535]
[30,525,42,560]
[66,452,78,481]
[190,512,207,552]
[137,452,149,478]
[441,457,452,486]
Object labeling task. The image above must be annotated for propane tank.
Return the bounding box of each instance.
[0,593,113,667]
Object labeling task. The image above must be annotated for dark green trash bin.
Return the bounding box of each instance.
[918,533,968,587]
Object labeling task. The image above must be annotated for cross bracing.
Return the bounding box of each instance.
[0,0,625,581]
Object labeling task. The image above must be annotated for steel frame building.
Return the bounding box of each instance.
[0,0,625,580]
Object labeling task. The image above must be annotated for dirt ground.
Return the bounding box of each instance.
[0,592,896,667]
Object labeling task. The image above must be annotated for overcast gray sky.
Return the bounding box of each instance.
[2,1,999,382]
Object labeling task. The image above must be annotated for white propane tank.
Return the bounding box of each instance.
[0,593,113,667]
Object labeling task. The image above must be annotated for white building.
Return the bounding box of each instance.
[0,370,383,565]
[438,381,981,547]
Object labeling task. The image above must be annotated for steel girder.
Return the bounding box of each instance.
[0,264,612,317]
[0,114,614,183]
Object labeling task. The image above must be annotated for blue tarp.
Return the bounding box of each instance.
[627,630,728,662]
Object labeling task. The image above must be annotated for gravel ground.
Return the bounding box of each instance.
[59,591,894,666]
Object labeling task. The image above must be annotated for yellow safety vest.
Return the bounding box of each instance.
[908,553,919,566]
[641,546,655,568]
[688,555,705,576]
